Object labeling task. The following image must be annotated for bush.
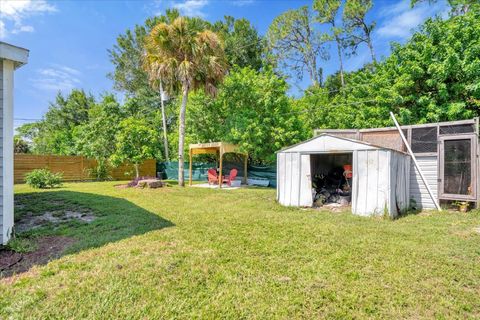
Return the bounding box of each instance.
[6,237,37,253]
[25,169,63,189]
[87,163,112,181]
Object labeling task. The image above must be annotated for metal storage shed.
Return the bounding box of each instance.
[277,134,411,217]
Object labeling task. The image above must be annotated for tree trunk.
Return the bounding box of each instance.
[309,55,319,87]
[178,86,188,187]
[367,37,376,63]
[134,163,139,178]
[159,81,170,161]
[335,37,345,87]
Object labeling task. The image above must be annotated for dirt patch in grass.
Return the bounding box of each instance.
[0,236,75,278]
[15,210,96,233]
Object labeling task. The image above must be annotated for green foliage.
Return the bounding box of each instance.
[25,169,63,189]
[75,94,123,172]
[187,67,306,164]
[313,0,346,87]
[299,11,480,130]
[144,16,228,186]
[108,9,180,96]
[110,118,159,177]
[14,136,30,154]
[6,237,37,253]
[87,162,112,181]
[342,0,376,61]
[266,6,327,86]
[4,182,480,318]
[213,16,264,70]
[16,90,95,155]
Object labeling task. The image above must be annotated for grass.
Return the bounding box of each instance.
[6,237,37,254]
[1,181,480,319]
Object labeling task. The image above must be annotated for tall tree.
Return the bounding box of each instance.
[298,11,480,130]
[411,0,480,15]
[111,118,159,178]
[313,0,346,87]
[343,0,376,62]
[108,9,180,96]
[76,94,124,178]
[213,16,264,70]
[143,62,171,161]
[266,6,327,86]
[187,67,306,163]
[144,17,228,186]
[109,10,180,162]
[16,89,95,155]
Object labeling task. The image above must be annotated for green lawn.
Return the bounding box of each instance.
[1,182,480,319]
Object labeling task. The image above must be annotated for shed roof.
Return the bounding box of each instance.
[278,134,407,154]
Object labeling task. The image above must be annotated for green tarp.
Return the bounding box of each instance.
[157,161,276,187]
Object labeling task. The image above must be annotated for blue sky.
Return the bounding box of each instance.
[0,0,447,128]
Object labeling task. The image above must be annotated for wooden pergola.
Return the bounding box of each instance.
[189,142,247,187]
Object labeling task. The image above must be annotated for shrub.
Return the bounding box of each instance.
[7,237,37,253]
[87,163,112,181]
[25,169,63,189]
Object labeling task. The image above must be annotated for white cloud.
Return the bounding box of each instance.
[376,0,445,39]
[153,0,210,18]
[172,0,209,17]
[0,0,57,39]
[0,21,6,39]
[31,65,81,92]
[231,0,255,7]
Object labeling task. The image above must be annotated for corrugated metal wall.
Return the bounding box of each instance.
[277,152,301,207]
[351,150,410,217]
[409,156,438,209]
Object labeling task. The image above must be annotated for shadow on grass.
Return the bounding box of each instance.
[4,191,174,275]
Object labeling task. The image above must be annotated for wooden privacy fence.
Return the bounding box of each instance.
[14,154,156,184]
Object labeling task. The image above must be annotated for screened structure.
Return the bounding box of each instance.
[277,134,411,217]
[188,142,247,187]
[315,118,480,209]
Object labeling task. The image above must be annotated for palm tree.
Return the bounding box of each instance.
[144,17,228,186]
[143,61,170,161]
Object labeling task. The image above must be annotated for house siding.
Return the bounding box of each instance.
[0,59,3,242]
[410,155,438,209]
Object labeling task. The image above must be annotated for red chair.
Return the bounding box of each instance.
[224,169,238,186]
[207,169,219,185]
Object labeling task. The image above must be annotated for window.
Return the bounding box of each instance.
[411,127,438,153]
[439,124,475,135]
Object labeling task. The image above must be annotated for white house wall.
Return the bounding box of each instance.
[1,60,14,244]
[409,156,438,209]
[0,60,3,243]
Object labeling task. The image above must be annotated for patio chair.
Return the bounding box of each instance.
[207,168,219,185]
[224,169,238,186]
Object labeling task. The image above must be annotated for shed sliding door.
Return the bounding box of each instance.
[439,136,476,200]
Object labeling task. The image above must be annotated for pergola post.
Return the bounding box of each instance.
[189,148,193,186]
[188,142,247,188]
[243,154,248,184]
[219,148,223,188]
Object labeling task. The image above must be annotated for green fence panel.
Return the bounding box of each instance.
[157,161,277,188]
